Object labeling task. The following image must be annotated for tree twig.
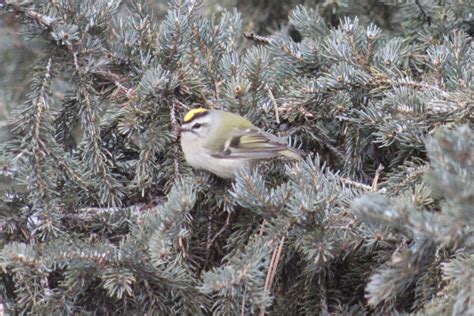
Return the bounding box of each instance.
[371,164,384,191]
[340,177,372,190]
[208,211,232,250]
[267,87,280,125]
[241,286,247,316]
[319,279,329,315]
[268,236,285,289]
[243,31,272,44]
[260,236,285,316]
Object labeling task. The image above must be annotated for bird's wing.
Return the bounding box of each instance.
[209,128,295,159]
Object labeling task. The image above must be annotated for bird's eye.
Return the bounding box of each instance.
[192,123,201,129]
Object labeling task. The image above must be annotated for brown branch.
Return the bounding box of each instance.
[371,164,384,192]
[241,286,247,316]
[260,236,286,316]
[267,87,280,125]
[340,177,372,190]
[268,236,285,288]
[208,212,232,250]
[243,32,272,45]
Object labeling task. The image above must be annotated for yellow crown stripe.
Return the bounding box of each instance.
[183,108,208,123]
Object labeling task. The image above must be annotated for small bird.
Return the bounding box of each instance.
[180,108,302,179]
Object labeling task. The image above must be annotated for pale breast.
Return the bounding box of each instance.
[181,125,252,178]
[182,143,250,178]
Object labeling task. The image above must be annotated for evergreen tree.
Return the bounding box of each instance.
[0,0,472,314]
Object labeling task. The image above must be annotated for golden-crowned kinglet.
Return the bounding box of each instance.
[180,108,302,178]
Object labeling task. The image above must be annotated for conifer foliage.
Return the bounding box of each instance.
[0,0,472,314]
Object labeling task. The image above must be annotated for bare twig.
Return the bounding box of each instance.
[171,100,181,137]
[267,87,280,124]
[340,177,372,190]
[206,211,213,260]
[371,164,384,191]
[173,99,191,110]
[260,236,286,316]
[268,236,285,289]
[171,102,183,179]
[415,0,431,25]
[208,211,232,250]
[241,286,247,316]
[258,220,267,237]
[263,241,279,292]
[243,31,272,44]
[319,280,329,316]
[178,236,187,259]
